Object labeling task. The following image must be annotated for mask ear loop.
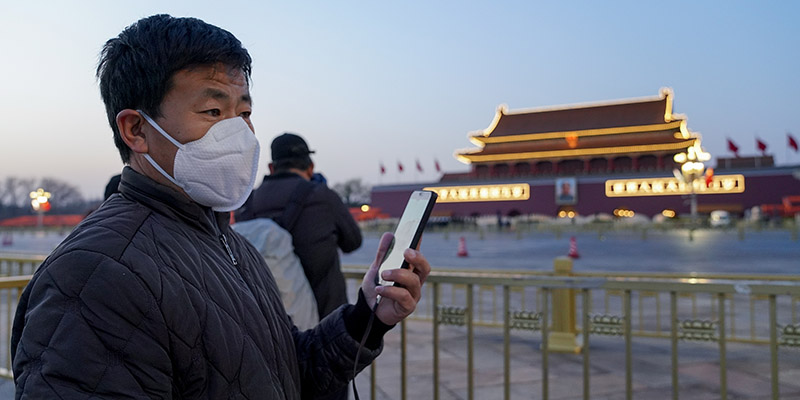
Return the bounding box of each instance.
[137,110,184,149]
[137,110,184,188]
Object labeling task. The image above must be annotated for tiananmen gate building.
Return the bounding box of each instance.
[370,89,800,219]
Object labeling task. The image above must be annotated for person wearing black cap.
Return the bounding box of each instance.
[237,133,363,320]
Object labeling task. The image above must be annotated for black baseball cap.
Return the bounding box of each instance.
[271,133,315,161]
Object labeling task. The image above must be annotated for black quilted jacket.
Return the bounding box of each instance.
[11,167,383,399]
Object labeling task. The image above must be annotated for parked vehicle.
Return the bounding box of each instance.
[710,210,732,228]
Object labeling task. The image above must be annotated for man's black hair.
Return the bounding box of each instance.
[96,14,252,163]
[273,157,313,173]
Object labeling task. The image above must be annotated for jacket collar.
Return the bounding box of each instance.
[118,166,229,236]
[262,171,304,183]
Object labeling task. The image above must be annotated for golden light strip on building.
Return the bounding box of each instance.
[605,174,745,197]
[423,183,531,203]
[457,139,696,164]
[469,120,684,146]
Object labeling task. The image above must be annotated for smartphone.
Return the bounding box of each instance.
[377,190,438,287]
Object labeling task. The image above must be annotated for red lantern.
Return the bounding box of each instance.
[704,168,714,188]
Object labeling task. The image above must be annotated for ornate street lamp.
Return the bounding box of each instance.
[30,188,52,228]
[673,140,711,223]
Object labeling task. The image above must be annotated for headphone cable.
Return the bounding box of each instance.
[352,296,381,400]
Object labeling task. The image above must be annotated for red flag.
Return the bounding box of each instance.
[789,133,799,152]
[727,138,739,157]
[434,159,441,173]
[756,138,767,154]
[397,161,404,173]
[380,163,386,175]
[416,159,423,173]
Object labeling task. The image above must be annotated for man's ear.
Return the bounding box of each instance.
[116,109,148,154]
[304,164,315,180]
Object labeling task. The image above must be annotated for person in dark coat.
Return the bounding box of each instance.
[103,173,121,200]
[11,14,430,399]
[237,133,363,319]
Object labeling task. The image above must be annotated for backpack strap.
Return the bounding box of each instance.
[277,180,316,232]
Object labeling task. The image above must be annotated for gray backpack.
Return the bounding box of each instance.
[231,218,319,330]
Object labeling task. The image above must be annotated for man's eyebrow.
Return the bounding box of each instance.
[202,88,230,101]
[201,88,251,105]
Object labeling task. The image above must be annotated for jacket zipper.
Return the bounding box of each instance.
[219,233,238,266]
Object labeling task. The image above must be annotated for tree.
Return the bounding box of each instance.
[0,176,89,218]
[0,177,37,218]
[0,177,36,208]
[332,178,371,207]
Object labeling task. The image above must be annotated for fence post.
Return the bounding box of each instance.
[548,257,581,353]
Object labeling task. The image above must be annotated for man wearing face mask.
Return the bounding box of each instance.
[11,14,431,399]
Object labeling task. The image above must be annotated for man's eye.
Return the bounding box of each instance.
[240,111,252,119]
[204,109,221,117]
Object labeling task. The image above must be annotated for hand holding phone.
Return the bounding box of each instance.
[376,190,437,287]
[351,193,436,397]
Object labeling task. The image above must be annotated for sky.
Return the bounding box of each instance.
[1,1,799,199]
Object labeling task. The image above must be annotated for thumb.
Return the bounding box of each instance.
[364,232,394,289]
[373,232,395,264]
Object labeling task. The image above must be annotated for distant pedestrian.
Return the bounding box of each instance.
[103,173,121,200]
[237,133,363,319]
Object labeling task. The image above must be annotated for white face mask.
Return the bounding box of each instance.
[138,111,260,212]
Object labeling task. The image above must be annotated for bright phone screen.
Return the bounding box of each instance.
[378,191,433,286]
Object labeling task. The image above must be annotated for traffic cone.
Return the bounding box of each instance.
[457,236,469,257]
[567,236,580,259]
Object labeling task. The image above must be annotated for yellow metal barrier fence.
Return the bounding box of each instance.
[1,254,798,399]
[0,255,44,277]
[344,261,800,400]
[0,254,43,379]
[0,275,33,379]
[344,263,800,344]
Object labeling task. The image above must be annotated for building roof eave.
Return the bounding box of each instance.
[470,104,508,138]
[470,120,685,145]
[457,139,697,164]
